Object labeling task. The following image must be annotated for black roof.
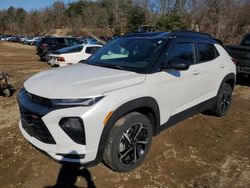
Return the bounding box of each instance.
[122,30,222,45]
[123,32,169,38]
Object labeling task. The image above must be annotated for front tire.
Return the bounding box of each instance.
[212,83,232,117]
[103,112,153,172]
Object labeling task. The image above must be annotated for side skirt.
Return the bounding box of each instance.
[156,97,217,134]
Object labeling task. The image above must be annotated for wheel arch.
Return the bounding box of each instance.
[92,97,160,165]
[219,73,236,93]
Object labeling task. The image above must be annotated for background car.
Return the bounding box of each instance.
[36,36,80,61]
[25,37,41,45]
[226,33,250,77]
[48,44,102,67]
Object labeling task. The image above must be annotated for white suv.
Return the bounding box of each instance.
[18,31,236,172]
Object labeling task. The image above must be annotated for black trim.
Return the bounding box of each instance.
[219,73,236,90]
[56,153,85,159]
[89,97,160,167]
[59,117,86,145]
[156,97,216,133]
[90,96,218,167]
[18,89,56,144]
[18,88,52,115]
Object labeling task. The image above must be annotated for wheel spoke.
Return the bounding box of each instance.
[134,123,144,139]
[122,132,132,144]
[120,147,133,160]
[225,90,230,99]
[133,145,137,163]
[135,139,149,145]
[220,89,231,113]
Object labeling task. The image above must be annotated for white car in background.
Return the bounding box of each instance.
[48,44,102,67]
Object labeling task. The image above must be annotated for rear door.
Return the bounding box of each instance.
[194,40,222,99]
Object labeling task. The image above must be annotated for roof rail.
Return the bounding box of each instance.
[172,30,212,37]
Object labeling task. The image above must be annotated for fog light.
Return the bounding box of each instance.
[59,117,85,145]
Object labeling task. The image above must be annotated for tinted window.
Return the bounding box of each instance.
[196,43,219,62]
[168,43,195,64]
[65,38,79,45]
[57,45,83,54]
[85,37,166,73]
[85,47,101,54]
[43,38,57,44]
[57,38,65,44]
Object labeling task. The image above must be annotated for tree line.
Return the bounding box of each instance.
[0,0,249,43]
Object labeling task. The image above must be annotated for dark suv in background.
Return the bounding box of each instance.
[36,37,80,61]
[226,33,250,76]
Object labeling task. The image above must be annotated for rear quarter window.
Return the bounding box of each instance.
[196,43,219,63]
[85,47,101,54]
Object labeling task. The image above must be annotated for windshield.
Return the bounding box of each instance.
[85,37,167,73]
[56,44,83,54]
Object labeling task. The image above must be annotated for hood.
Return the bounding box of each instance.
[24,64,145,99]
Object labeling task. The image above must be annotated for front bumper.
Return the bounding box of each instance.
[18,89,119,164]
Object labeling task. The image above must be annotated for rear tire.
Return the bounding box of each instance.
[212,83,232,117]
[103,112,153,172]
[40,56,46,61]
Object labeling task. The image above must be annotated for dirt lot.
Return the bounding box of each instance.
[0,42,250,188]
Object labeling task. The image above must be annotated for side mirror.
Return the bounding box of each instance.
[160,59,190,71]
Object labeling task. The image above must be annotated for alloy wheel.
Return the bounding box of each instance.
[118,123,149,166]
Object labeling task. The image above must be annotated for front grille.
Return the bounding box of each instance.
[24,89,52,107]
[20,106,56,144]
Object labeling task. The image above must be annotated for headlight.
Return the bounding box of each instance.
[51,96,104,107]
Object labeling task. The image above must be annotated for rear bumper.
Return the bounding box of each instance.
[237,66,250,74]
[48,60,68,67]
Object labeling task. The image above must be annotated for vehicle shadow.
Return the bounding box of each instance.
[44,152,96,188]
[236,74,250,87]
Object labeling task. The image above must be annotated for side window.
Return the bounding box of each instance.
[57,38,65,44]
[168,43,195,64]
[46,38,57,44]
[65,38,79,46]
[85,47,101,54]
[196,43,219,63]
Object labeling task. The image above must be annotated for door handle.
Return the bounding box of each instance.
[192,70,199,75]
